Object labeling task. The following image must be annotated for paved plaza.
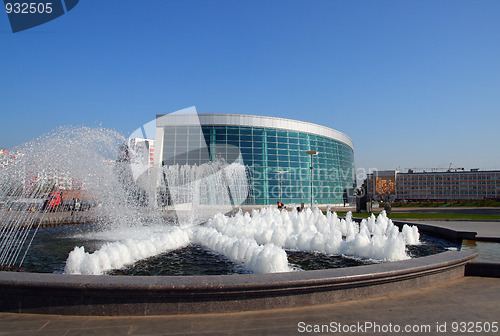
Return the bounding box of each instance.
[1,219,499,336]
[410,220,500,240]
[1,277,499,335]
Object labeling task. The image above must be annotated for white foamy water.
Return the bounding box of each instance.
[64,208,420,275]
[64,226,190,275]
[189,226,291,273]
[205,208,420,261]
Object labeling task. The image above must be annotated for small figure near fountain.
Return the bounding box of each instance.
[70,198,80,216]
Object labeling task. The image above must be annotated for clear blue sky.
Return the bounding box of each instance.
[1,0,499,181]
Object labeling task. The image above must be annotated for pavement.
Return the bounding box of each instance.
[0,277,499,335]
[327,206,500,217]
[390,207,500,216]
[1,218,500,336]
[408,220,500,240]
[406,220,500,263]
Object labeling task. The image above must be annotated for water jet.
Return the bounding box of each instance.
[0,125,476,315]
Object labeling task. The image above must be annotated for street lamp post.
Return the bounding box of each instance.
[305,150,319,207]
[274,170,288,204]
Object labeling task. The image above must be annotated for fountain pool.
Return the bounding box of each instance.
[18,219,458,275]
[0,126,476,316]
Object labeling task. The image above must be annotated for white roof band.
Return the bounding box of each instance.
[156,113,354,151]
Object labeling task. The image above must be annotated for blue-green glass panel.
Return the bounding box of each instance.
[277,137,287,144]
[239,141,252,148]
[267,142,277,149]
[226,126,239,133]
[253,148,264,154]
[266,129,277,136]
[240,135,252,142]
[239,129,252,136]
[267,148,277,155]
[253,128,264,136]
[253,141,264,148]
[254,154,264,161]
[267,161,278,167]
[278,149,289,156]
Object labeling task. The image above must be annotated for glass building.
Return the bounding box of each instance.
[155,114,355,205]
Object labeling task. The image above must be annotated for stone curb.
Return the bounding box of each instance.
[0,251,476,316]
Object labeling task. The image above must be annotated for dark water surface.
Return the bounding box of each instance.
[14,225,459,275]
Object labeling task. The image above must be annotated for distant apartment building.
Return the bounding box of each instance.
[367,169,500,201]
[118,138,155,169]
[2,149,86,194]
[127,138,155,172]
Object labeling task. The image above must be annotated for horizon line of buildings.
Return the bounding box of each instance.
[367,169,500,202]
[3,126,499,204]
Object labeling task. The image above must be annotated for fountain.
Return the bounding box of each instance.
[0,125,476,315]
[0,126,126,270]
[0,125,253,273]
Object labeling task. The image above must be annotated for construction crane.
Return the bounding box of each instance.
[447,163,465,172]
[404,163,465,173]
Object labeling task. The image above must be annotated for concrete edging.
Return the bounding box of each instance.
[400,218,500,223]
[0,250,476,316]
[392,220,500,277]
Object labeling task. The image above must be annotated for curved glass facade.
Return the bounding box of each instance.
[158,115,355,205]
